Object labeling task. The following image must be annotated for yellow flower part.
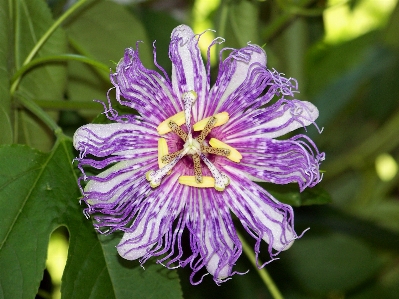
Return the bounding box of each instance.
[158,138,169,168]
[157,111,186,134]
[209,138,242,163]
[178,176,215,188]
[193,112,229,131]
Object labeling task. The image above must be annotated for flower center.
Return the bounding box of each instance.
[146,91,242,191]
[183,135,201,155]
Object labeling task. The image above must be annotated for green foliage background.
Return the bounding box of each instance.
[0,0,398,298]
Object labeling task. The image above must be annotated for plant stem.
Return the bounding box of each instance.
[237,231,284,299]
[10,0,89,95]
[22,0,88,67]
[17,95,60,133]
[11,54,109,85]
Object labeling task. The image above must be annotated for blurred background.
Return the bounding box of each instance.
[41,0,399,298]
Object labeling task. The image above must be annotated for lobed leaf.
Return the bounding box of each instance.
[0,138,183,299]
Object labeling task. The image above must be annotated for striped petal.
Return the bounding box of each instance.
[80,158,155,233]
[204,45,267,118]
[117,174,186,260]
[223,100,319,140]
[225,135,324,190]
[183,188,241,284]
[224,167,297,254]
[169,25,209,122]
[112,47,182,125]
[73,122,158,160]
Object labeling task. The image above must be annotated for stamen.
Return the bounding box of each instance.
[158,138,169,168]
[182,91,197,133]
[146,148,188,188]
[199,153,230,191]
[193,112,229,131]
[201,146,230,157]
[168,120,187,141]
[192,154,203,183]
[209,138,242,163]
[157,111,185,135]
[178,176,215,188]
[196,116,216,143]
[161,149,184,164]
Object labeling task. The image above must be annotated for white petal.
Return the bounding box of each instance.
[84,159,154,205]
[73,122,158,158]
[186,188,241,282]
[117,175,186,260]
[226,100,319,141]
[258,101,319,138]
[224,166,296,252]
[169,25,209,122]
[205,45,267,117]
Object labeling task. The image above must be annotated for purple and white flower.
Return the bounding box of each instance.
[73,25,324,284]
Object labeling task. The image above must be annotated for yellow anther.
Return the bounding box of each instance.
[193,112,229,131]
[209,138,242,163]
[157,111,185,135]
[178,176,215,188]
[158,138,169,168]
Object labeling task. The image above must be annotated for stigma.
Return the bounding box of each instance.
[149,91,242,191]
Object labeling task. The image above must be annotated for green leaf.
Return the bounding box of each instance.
[284,233,384,294]
[0,0,12,144]
[382,0,399,49]
[65,0,152,119]
[258,183,332,207]
[0,138,182,299]
[140,8,181,73]
[361,50,399,122]
[15,0,67,100]
[67,60,107,119]
[12,0,68,151]
[0,141,77,298]
[296,205,399,252]
[63,232,182,299]
[306,33,395,128]
[217,0,260,49]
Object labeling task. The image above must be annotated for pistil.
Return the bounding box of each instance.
[182,91,197,134]
[199,153,230,191]
[147,147,188,188]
